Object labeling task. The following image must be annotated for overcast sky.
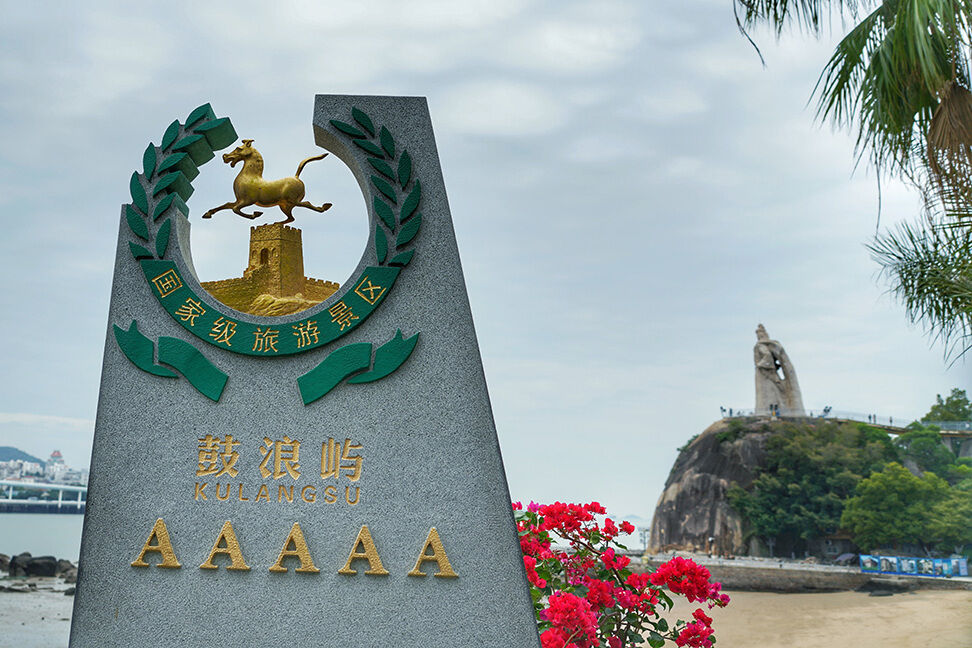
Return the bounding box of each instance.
[1,0,968,524]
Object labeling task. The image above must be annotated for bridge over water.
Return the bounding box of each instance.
[0,479,86,513]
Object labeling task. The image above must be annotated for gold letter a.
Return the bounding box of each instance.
[199,520,251,571]
[131,518,181,569]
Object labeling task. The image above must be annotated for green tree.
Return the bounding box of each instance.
[728,421,898,555]
[840,462,952,552]
[895,426,959,477]
[927,486,972,552]
[922,387,972,421]
[736,1,972,357]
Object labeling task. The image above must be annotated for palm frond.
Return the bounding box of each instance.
[869,220,972,359]
[736,0,866,34]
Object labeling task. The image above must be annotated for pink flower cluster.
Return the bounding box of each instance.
[675,609,715,648]
[648,556,730,607]
[514,501,729,648]
[539,592,599,648]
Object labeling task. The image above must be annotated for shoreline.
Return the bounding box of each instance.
[640,553,972,593]
[2,588,969,648]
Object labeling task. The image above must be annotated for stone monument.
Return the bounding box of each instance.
[753,324,804,416]
[69,96,541,647]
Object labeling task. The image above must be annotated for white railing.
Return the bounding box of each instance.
[720,409,914,429]
[0,479,86,510]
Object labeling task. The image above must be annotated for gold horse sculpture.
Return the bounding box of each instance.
[202,139,332,224]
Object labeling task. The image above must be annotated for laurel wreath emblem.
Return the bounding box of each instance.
[115,103,422,404]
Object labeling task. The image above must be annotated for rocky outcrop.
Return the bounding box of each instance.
[2,551,77,580]
[649,418,774,555]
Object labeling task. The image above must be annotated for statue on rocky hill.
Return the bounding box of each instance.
[754,324,805,416]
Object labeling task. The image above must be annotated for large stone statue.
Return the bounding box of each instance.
[753,324,805,416]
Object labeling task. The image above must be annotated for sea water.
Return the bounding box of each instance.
[0,513,84,561]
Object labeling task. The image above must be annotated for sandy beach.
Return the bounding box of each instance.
[1,587,969,648]
[673,589,972,648]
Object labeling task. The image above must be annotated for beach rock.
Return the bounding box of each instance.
[8,552,32,577]
[62,568,77,584]
[55,559,74,577]
[64,587,76,596]
[4,581,33,593]
[648,418,773,555]
[0,553,9,572]
[25,556,57,577]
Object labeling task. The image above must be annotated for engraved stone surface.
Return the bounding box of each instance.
[753,324,805,416]
[70,95,541,648]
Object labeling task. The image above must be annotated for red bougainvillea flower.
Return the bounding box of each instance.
[540,627,578,648]
[675,620,715,648]
[649,556,715,603]
[514,501,728,647]
[542,592,599,648]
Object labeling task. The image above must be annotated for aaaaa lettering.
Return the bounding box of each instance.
[131,519,458,579]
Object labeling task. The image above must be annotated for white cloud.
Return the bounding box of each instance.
[435,80,569,136]
[635,86,709,122]
[501,16,640,75]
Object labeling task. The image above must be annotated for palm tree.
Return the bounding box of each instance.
[735,0,972,357]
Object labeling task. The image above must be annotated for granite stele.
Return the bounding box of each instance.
[70,95,541,647]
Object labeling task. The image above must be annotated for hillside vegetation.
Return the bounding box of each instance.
[727,390,972,557]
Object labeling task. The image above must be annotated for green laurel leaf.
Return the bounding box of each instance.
[185,103,215,129]
[156,219,172,258]
[126,205,148,240]
[195,117,237,150]
[396,213,421,246]
[398,150,412,188]
[389,250,414,267]
[375,223,388,263]
[129,172,148,214]
[153,172,193,202]
[400,180,421,222]
[373,196,396,229]
[158,152,199,181]
[371,175,397,204]
[172,133,214,165]
[161,120,181,150]
[330,119,366,138]
[129,242,153,260]
[379,126,395,157]
[368,157,396,180]
[355,139,385,157]
[352,107,375,136]
[142,144,157,178]
[153,193,188,221]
